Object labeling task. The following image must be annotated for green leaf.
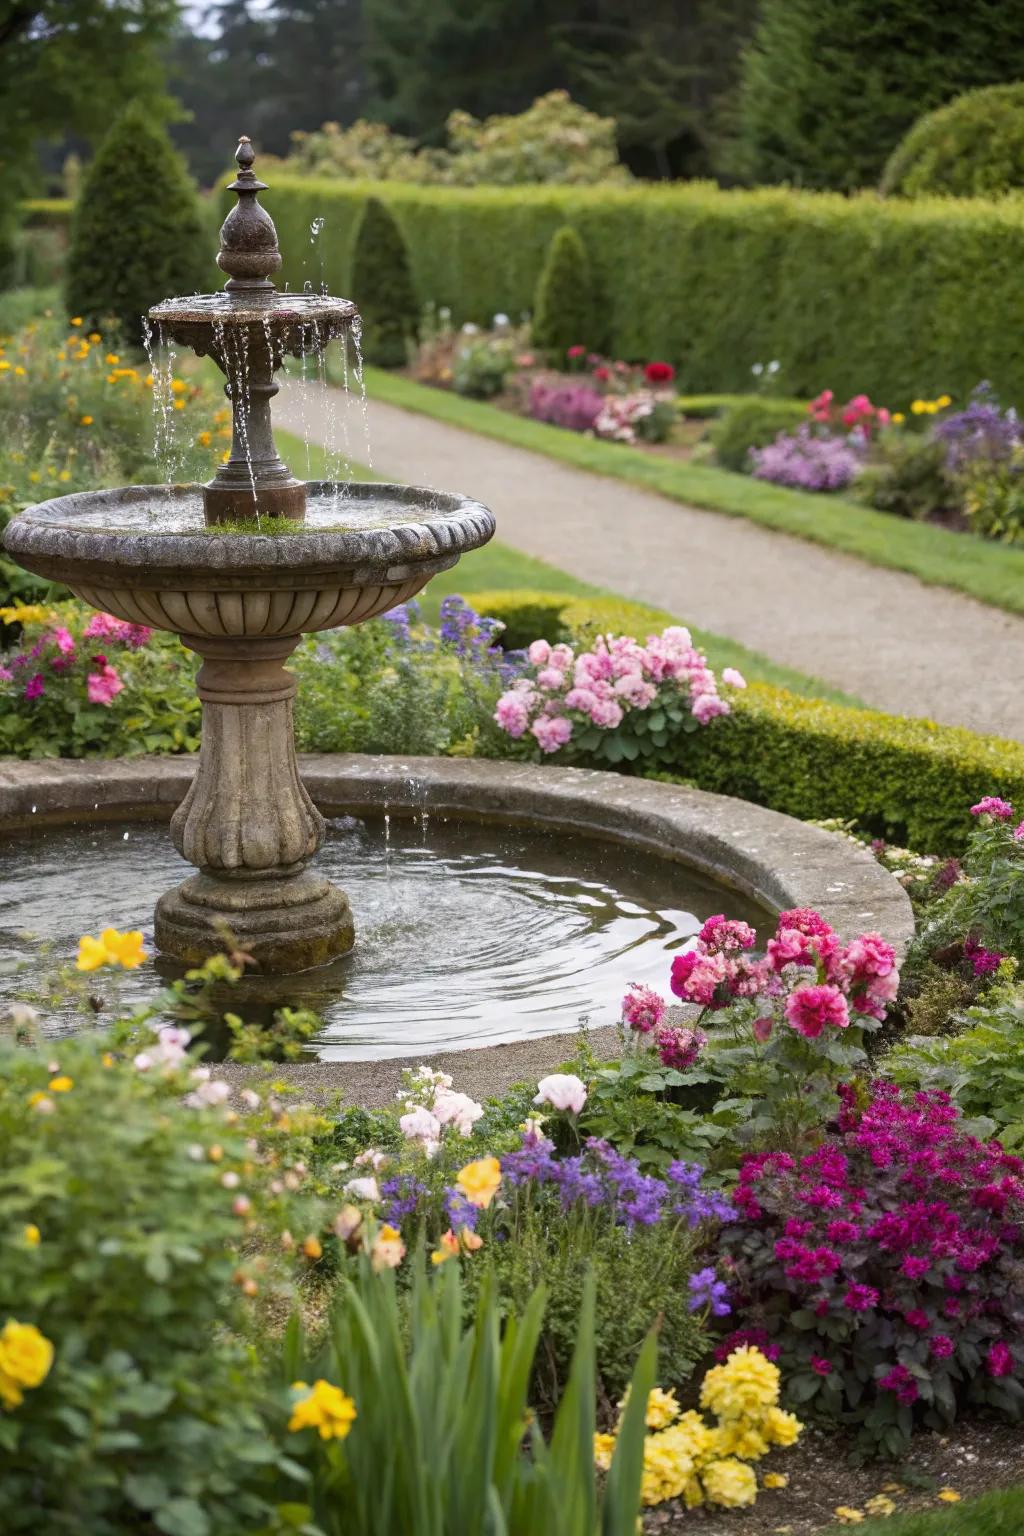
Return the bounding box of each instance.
[155,1498,211,1536]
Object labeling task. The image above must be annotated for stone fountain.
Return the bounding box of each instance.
[2,137,495,974]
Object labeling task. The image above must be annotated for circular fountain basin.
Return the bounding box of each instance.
[0,756,914,1063]
[2,481,495,636]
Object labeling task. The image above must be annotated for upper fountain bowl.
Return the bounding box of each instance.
[149,291,358,366]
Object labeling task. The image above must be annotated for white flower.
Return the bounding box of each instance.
[400,1105,442,1145]
[534,1073,587,1114]
[187,1075,231,1108]
[433,1089,484,1137]
[220,1171,240,1189]
[344,1176,380,1203]
[493,312,510,328]
[721,667,747,689]
[355,1148,389,1170]
[751,362,763,376]
[240,1088,261,1110]
[768,359,781,373]
[461,321,479,335]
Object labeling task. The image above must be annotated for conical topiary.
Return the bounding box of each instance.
[66,102,210,346]
[531,224,596,362]
[350,196,419,368]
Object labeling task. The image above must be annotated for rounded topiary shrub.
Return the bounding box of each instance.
[66,102,209,345]
[709,398,809,473]
[531,224,596,361]
[350,196,419,368]
[882,83,1024,199]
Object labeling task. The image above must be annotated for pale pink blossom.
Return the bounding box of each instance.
[344,1176,381,1202]
[52,627,76,655]
[399,1105,442,1150]
[433,1088,484,1137]
[692,693,730,725]
[495,692,530,738]
[536,666,566,690]
[527,639,552,665]
[531,714,573,753]
[534,1072,588,1114]
[722,667,747,689]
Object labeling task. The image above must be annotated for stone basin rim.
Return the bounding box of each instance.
[0,754,916,958]
[1,481,497,582]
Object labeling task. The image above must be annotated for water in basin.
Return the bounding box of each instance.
[0,814,766,1060]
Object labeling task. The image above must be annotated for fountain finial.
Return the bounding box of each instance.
[217,135,282,293]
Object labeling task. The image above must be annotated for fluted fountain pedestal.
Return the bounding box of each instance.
[154,634,353,970]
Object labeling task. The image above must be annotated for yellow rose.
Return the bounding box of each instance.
[455,1155,502,1209]
[0,1320,54,1398]
[593,1431,616,1471]
[763,1472,789,1489]
[702,1459,758,1509]
[288,1379,356,1439]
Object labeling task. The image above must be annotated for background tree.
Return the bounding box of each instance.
[882,84,1024,199]
[66,102,210,342]
[728,0,1024,191]
[531,224,596,360]
[350,196,419,366]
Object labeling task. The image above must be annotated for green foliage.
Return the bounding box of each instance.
[267,175,1024,407]
[887,984,1024,1149]
[883,83,1024,199]
[961,451,1024,545]
[468,589,1024,852]
[844,1486,1024,1536]
[452,331,519,399]
[854,428,953,521]
[282,1265,654,1535]
[66,103,209,344]
[532,225,597,360]
[0,1029,294,1533]
[709,397,809,472]
[350,196,419,368]
[911,807,1024,970]
[728,0,1024,191]
[287,92,627,186]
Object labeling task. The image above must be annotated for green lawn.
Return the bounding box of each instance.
[829,1486,1024,1535]
[276,427,861,706]
[360,368,1024,620]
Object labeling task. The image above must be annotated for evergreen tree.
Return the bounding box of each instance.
[882,84,1024,199]
[531,225,596,361]
[350,197,419,367]
[729,0,1024,191]
[66,103,210,344]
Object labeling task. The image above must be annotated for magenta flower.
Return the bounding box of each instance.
[655,1024,706,1071]
[878,1364,919,1405]
[785,983,850,1039]
[904,1309,931,1332]
[698,915,756,953]
[23,672,45,701]
[970,797,1015,820]
[810,1355,833,1376]
[931,1335,955,1359]
[86,662,124,706]
[621,982,667,1034]
[751,1015,773,1044]
[987,1342,1014,1378]
[844,1283,880,1313]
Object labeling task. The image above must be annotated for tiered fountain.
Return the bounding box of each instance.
[3,137,495,974]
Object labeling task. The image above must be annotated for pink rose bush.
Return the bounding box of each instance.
[493,627,744,770]
[722,1084,1024,1454]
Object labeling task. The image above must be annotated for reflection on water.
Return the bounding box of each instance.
[0,815,766,1060]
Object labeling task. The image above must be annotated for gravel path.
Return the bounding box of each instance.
[278,381,1024,741]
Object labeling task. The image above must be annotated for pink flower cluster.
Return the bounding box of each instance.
[83,612,152,649]
[667,907,899,1033]
[808,388,891,437]
[724,1085,1024,1439]
[494,628,743,755]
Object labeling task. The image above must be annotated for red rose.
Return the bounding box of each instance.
[644,361,675,385]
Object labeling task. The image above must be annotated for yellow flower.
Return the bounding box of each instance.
[763,1407,802,1447]
[23,1225,40,1246]
[79,415,93,426]
[197,430,212,447]
[865,1494,897,1516]
[88,332,101,343]
[28,471,40,483]
[938,1490,961,1503]
[834,1509,865,1525]
[221,449,231,463]
[593,1431,616,1471]
[892,411,905,424]
[171,378,188,394]
[644,1387,681,1430]
[937,394,951,409]
[56,350,66,361]
[431,1229,461,1266]
[0,603,50,624]
[460,1227,483,1253]
[455,1155,502,1209]
[76,933,111,971]
[910,400,926,415]
[702,1459,758,1509]
[700,1347,781,1422]
[302,1234,323,1260]
[288,1379,356,1439]
[48,1076,73,1093]
[70,316,82,326]
[173,399,185,410]
[26,1091,50,1109]
[0,361,8,372]
[105,353,120,365]
[763,1472,789,1490]
[0,1320,54,1411]
[14,366,25,377]
[370,1223,406,1271]
[100,928,146,969]
[58,470,70,482]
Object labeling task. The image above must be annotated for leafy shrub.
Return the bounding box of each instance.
[909,796,1024,973]
[452,328,518,398]
[265,175,1024,406]
[532,225,596,362]
[750,426,863,491]
[882,84,1024,199]
[350,196,419,368]
[285,90,628,187]
[283,1265,654,1536]
[0,1028,302,1533]
[961,453,1024,545]
[490,626,744,769]
[66,103,208,345]
[465,589,1024,853]
[723,1085,1024,1456]
[709,399,809,472]
[854,430,953,521]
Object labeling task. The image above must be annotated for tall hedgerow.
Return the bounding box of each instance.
[66,103,209,345]
[350,195,419,367]
[531,224,596,361]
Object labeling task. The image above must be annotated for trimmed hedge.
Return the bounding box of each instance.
[243,175,1024,405]
[466,588,1024,853]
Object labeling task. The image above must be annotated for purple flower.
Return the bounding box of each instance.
[934,384,1021,473]
[965,936,1003,976]
[688,1266,731,1317]
[750,425,863,492]
[379,1175,428,1226]
[501,1128,559,1187]
[23,672,44,701]
[529,378,604,434]
[551,1156,604,1209]
[444,1186,480,1232]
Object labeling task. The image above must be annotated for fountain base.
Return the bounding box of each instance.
[203,475,307,526]
[155,868,354,973]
